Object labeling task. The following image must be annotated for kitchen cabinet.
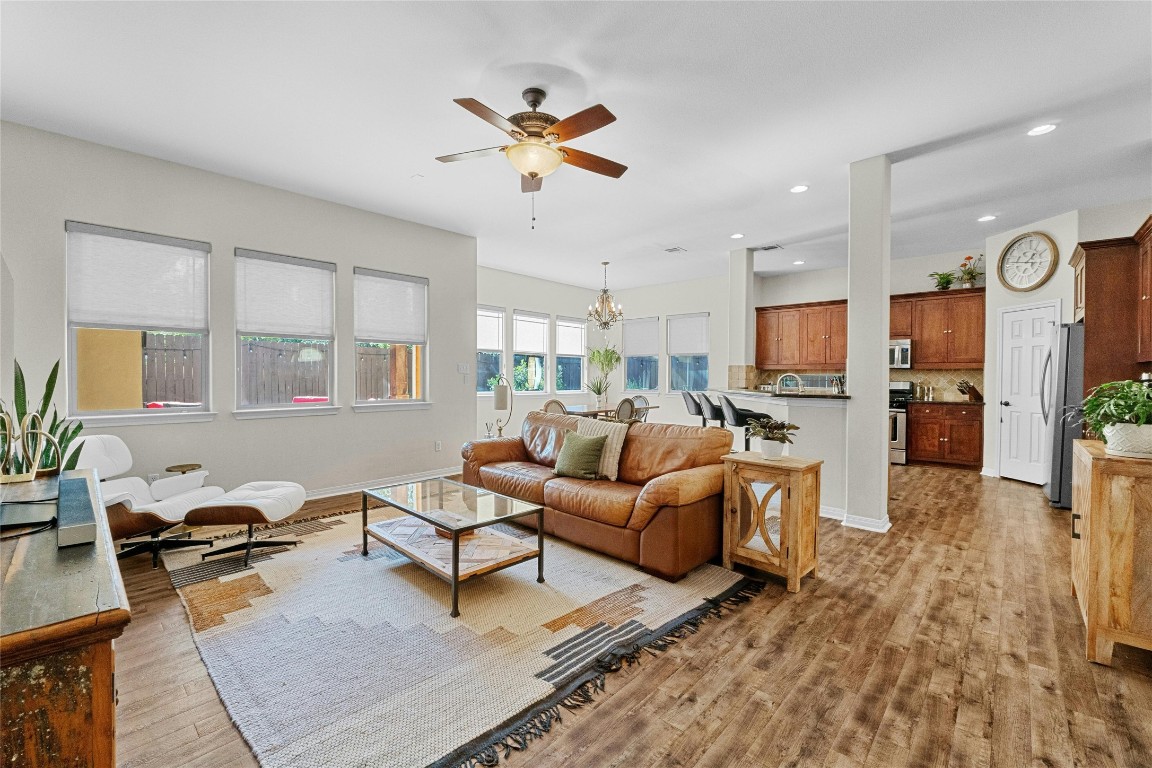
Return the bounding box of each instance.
[755,308,801,368]
[827,304,847,365]
[779,310,801,366]
[890,299,913,338]
[910,288,985,369]
[1070,234,1144,394]
[1137,217,1152,363]
[756,301,843,371]
[907,402,983,468]
[1071,440,1152,665]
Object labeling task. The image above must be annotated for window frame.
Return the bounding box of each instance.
[65,220,213,423]
[476,305,505,395]
[233,248,337,413]
[666,312,710,392]
[623,316,661,393]
[511,310,550,394]
[554,316,587,394]
[353,267,429,406]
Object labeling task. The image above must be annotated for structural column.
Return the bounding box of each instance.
[843,155,892,532]
[727,248,756,389]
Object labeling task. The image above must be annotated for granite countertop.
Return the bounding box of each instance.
[723,389,851,400]
[909,399,984,406]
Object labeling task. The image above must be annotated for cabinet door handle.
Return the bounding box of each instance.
[1071,512,1081,540]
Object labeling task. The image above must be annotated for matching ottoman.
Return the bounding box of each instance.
[184,481,307,565]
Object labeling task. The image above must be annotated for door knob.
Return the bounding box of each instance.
[1000,400,1010,406]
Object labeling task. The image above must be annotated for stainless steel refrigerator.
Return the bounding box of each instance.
[1042,322,1084,508]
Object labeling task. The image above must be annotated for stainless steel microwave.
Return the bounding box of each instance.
[889,339,912,369]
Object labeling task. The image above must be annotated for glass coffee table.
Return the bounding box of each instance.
[362,478,544,617]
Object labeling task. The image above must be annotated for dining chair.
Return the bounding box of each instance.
[542,399,568,414]
[631,394,650,421]
[681,391,705,427]
[696,393,726,429]
[719,394,770,451]
[613,398,636,422]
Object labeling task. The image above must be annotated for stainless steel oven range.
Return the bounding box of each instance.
[888,381,913,464]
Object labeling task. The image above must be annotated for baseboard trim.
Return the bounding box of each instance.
[819,506,846,520]
[842,514,892,534]
[980,466,998,478]
[306,466,461,500]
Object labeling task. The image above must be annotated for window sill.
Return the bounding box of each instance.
[232,406,342,420]
[353,401,432,413]
[72,411,218,427]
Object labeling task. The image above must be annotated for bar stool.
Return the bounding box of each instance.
[681,391,705,427]
[719,394,771,451]
[696,393,726,429]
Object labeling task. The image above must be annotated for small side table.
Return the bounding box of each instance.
[721,452,822,592]
[165,463,202,474]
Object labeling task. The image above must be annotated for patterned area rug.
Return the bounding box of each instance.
[162,510,759,768]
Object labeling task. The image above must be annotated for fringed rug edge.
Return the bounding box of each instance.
[427,576,766,768]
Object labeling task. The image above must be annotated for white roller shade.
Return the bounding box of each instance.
[477,307,503,350]
[623,317,659,356]
[514,312,548,353]
[67,223,208,330]
[556,317,586,356]
[667,313,709,355]
[355,268,428,343]
[235,250,334,337]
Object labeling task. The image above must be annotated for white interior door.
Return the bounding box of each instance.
[998,302,1058,483]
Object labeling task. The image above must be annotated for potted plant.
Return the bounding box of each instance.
[746,416,799,459]
[956,255,984,289]
[928,269,956,291]
[587,343,622,407]
[1,360,84,482]
[1079,379,1152,458]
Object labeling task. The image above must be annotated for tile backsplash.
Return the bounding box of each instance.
[890,369,984,402]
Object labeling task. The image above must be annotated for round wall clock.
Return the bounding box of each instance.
[997,231,1059,292]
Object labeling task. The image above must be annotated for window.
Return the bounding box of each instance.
[555,317,586,392]
[512,311,548,392]
[623,317,659,391]
[66,221,210,415]
[476,306,504,393]
[668,313,709,391]
[354,268,427,402]
[234,249,334,408]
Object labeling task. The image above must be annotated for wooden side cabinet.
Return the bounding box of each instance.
[722,453,822,592]
[1,471,131,768]
[1070,440,1152,665]
[907,402,983,468]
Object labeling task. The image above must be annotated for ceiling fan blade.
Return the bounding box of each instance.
[435,146,507,163]
[521,175,543,194]
[549,104,617,142]
[453,98,521,137]
[560,147,628,178]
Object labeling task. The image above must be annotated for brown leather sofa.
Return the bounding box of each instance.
[462,411,733,580]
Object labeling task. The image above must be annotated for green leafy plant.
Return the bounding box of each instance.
[1079,380,1152,442]
[929,270,956,290]
[0,360,84,475]
[586,377,610,396]
[586,343,621,397]
[745,416,800,444]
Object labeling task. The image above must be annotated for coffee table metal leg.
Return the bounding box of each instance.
[450,532,461,618]
[537,509,545,583]
[361,491,369,556]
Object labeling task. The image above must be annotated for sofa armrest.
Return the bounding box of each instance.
[628,464,724,531]
[461,437,529,487]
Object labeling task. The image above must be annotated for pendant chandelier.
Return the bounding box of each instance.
[588,261,624,331]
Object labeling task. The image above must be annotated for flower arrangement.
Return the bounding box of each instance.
[957,255,984,284]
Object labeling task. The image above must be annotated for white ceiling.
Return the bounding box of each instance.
[2,2,1149,289]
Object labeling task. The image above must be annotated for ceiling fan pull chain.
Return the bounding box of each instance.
[531,191,536,230]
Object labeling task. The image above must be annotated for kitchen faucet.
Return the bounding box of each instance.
[777,373,803,393]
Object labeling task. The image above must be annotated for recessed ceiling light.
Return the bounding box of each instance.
[730,233,744,239]
[792,260,805,265]
[977,215,997,222]
[1027,124,1056,136]
[790,185,809,194]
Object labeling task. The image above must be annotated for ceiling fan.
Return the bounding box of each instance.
[435,88,627,193]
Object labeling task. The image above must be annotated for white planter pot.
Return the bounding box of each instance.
[1102,423,1152,458]
[759,440,785,459]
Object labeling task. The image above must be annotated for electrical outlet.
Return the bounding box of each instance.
[457,363,470,374]
[434,441,442,452]
[147,473,160,483]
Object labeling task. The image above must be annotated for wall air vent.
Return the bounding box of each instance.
[757,244,783,251]
[664,246,687,253]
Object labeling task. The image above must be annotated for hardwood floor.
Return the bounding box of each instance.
[114,466,1152,768]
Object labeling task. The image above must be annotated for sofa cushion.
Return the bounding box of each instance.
[522,412,583,467]
[617,422,733,486]
[553,431,607,480]
[575,418,630,481]
[544,477,643,528]
[478,462,555,505]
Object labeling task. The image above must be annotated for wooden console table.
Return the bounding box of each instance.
[1071,440,1151,665]
[722,452,822,592]
[1,469,131,767]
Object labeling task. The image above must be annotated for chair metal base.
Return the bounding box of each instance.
[200,523,299,566]
[118,528,215,569]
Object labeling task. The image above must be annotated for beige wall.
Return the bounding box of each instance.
[75,328,143,411]
[1,122,477,494]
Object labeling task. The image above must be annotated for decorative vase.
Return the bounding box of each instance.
[595,393,607,409]
[959,281,974,289]
[759,440,785,459]
[1102,423,1152,459]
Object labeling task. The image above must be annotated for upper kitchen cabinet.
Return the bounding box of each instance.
[755,308,801,369]
[756,302,840,370]
[1137,217,1152,363]
[890,299,913,338]
[910,288,985,368]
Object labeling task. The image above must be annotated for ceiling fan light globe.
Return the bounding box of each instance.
[505,140,564,179]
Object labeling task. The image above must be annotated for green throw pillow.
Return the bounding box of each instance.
[553,431,608,480]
